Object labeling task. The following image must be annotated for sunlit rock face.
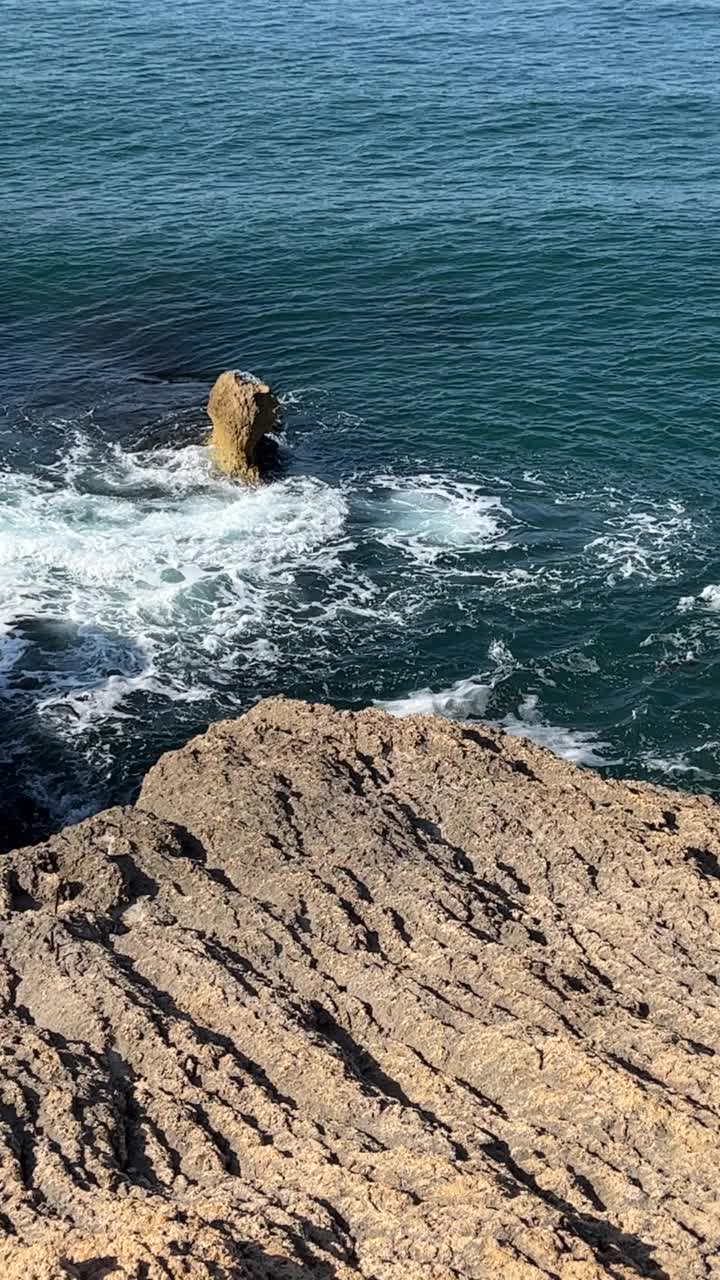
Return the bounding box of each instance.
[207,370,278,481]
[3,696,720,1278]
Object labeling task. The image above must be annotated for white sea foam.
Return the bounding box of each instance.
[367,474,511,565]
[487,638,516,672]
[700,584,720,609]
[556,651,601,674]
[499,694,614,765]
[638,751,714,780]
[378,675,493,720]
[375,637,515,721]
[377,672,613,766]
[584,501,693,584]
[0,439,350,731]
[676,585,720,614]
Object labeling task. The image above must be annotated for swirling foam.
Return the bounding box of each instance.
[364,474,511,566]
[0,439,350,734]
[583,501,693,584]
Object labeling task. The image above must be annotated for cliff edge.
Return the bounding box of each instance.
[2,698,719,1278]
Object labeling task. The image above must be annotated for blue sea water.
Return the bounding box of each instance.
[2,0,720,844]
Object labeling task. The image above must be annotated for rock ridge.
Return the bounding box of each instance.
[1,697,720,1278]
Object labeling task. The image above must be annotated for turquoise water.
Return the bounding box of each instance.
[2,0,720,844]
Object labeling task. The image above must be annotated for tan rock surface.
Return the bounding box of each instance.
[2,697,720,1277]
[207,371,277,480]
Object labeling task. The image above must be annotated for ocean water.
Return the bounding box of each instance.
[2,0,720,846]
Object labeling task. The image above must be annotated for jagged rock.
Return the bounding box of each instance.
[207,371,277,481]
[2,697,720,1278]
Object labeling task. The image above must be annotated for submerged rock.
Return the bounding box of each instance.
[207,370,278,481]
[2,698,720,1277]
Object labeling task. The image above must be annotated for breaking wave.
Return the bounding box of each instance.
[0,396,716,836]
[378,669,614,767]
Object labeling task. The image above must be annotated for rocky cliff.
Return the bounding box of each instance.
[2,698,720,1279]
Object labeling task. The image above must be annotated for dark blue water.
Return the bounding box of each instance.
[3,0,720,845]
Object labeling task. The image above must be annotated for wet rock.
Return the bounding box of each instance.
[207,370,278,481]
[2,698,720,1277]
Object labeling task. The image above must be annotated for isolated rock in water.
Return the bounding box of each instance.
[207,370,277,480]
[3,698,720,1278]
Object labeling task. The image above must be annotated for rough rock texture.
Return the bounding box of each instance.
[2,698,720,1278]
[207,371,277,481]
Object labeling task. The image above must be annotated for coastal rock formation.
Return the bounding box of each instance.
[2,697,720,1278]
[207,371,277,480]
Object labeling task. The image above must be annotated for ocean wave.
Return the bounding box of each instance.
[378,675,493,720]
[377,669,614,767]
[499,694,615,766]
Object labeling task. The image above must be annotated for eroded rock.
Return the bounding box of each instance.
[207,370,277,481]
[2,698,720,1277]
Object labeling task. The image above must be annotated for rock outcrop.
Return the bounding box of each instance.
[207,371,277,480]
[2,697,720,1278]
